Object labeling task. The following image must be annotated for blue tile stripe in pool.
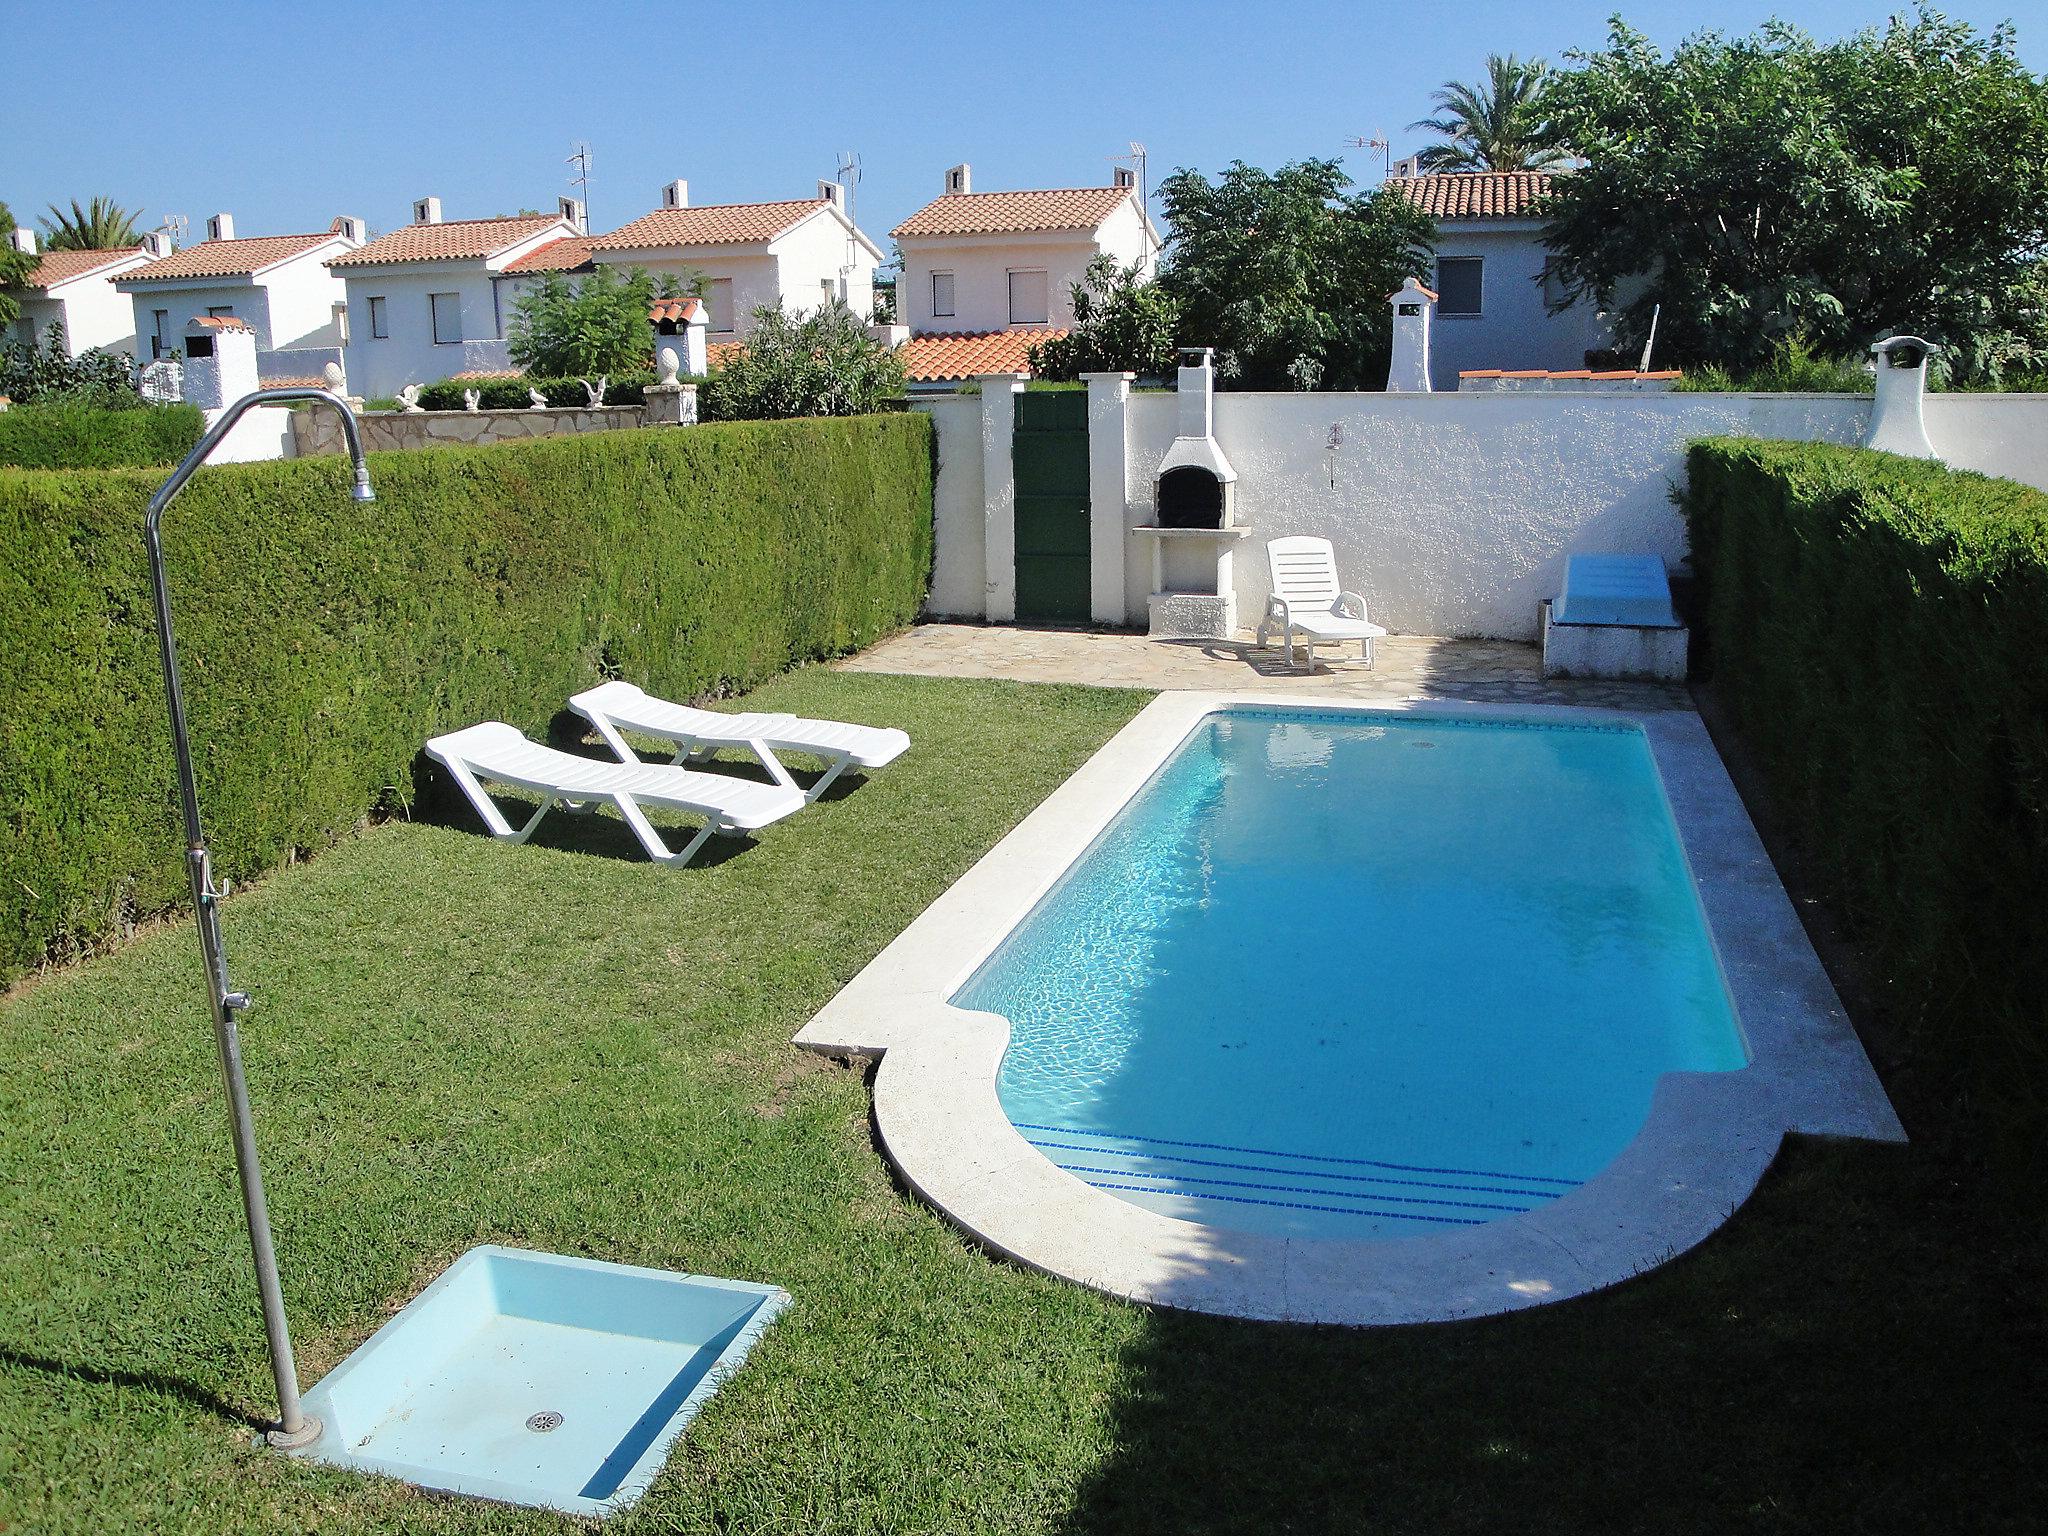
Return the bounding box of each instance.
[1016,1124,1581,1228]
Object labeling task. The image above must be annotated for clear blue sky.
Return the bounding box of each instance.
[7,0,2042,251]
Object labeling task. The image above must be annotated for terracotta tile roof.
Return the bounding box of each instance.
[21,245,145,290]
[647,296,703,324]
[330,215,565,268]
[892,187,1134,239]
[589,200,830,251]
[500,234,597,274]
[449,369,521,380]
[706,340,746,369]
[122,231,340,282]
[1387,171,1557,220]
[900,328,1066,382]
[188,314,253,332]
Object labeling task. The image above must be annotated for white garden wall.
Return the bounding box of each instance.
[923,386,2048,640]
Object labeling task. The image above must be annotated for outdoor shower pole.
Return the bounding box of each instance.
[144,388,374,1449]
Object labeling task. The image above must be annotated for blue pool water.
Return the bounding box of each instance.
[952,709,1747,1240]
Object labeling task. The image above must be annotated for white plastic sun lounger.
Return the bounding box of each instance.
[425,721,805,867]
[1254,535,1388,671]
[568,680,910,803]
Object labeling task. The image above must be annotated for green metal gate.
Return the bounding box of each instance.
[1011,390,1091,622]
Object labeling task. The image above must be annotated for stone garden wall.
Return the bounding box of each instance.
[292,403,648,457]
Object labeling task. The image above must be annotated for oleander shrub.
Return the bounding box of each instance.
[0,413,934,979]
[415,371,659,411]
[0,400,203,468]
[1681,438,2048,1173]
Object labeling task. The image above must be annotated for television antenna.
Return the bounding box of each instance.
[156,212,189,249]
[1345,135,1393,180]
[566,141,594,221]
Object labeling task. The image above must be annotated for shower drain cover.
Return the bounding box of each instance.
[526,1411,564,1433]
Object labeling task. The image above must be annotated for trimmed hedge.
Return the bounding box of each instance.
[1681,439,2048,1169]
[0,401,204,469]
[416,372,662,412]
[0,413,934,980]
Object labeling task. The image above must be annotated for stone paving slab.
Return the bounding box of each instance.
[836,623,1689,710]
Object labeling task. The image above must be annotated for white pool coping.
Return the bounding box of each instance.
[794,693,1904,1325]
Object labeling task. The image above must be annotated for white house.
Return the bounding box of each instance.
[892,165,1158,341]
[329,196,587,398]
[585,179,883,341]
[1385,171,1614,390]
[4,230,161,356]
[116,213,359,362]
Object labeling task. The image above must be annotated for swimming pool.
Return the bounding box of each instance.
[953,710,1748,1240]
[796,693,1902,1324]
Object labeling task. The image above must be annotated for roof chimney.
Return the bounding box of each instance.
[817,178,843,208]
[558,196,587,233]
[6,228,34,256]
[139,229,170,258]
[1113,166,1136,189]
[206,212,234,242]
[412,196,442,225]
[331,214,366,244]
[944,163,971,196]
[661,179,689,210]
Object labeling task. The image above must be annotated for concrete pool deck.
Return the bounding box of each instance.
[795,686,1906,1326]
[836,623,1690,710]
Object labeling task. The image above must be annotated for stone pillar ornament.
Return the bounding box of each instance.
[1864,335,1938,460]
[1386,277,1436,393]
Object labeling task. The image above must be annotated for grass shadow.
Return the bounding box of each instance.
[0,1346,265,1430]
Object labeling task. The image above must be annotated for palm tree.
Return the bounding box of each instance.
[38,197,144,251]
[1409,55,1567,173]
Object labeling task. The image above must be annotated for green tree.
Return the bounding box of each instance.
[506,265,658,377]
[1409,55,1566,172]
[39,197,143,251]
[700,302,904,421]
[1029,256,1181,380]
[1539,11,2048,381]
[1156,159,1435,390]
[0,204,37,328]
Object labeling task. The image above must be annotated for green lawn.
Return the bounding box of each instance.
[0,670,2039,1535]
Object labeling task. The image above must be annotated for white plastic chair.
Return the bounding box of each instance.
[569,681,910,803]
[425,722,804,867]
[1254,536,1387,670]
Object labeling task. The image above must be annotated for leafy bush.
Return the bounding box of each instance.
[1681,438,2048,1173]
[1029,256,1181,381]
[0,400,202,468]
[0,323,141,406]
[507,266,670,377]
[700,303,904,421]
[1673,336,1875,393]
[415,371,660,411]
[0,413,934,980]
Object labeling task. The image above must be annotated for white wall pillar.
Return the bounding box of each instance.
[978,373,1025,622]
[1386,277,1435,393]
[1082,371,1134,624]
[1865,335,1937,460]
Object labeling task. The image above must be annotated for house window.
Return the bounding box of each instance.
[820,277,836,308]
[706,277,734,333]
[206,304,235,318]
[368,296,388,338]
[1436,257,1483,315]
[334,302,350,343]
[1008,269,1049,326]
[430,291,462,344]
[151,309,171,359]
[931,270,955,319]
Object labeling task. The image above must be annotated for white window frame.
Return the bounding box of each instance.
[1435,256,1484,316]
[205,304,235,318]
[430,291,462,345]
[1007,268,1049,326]
[151,309,171,359]
[930,270,955,319]
[706,277,735,335]
[368,295,388,339]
